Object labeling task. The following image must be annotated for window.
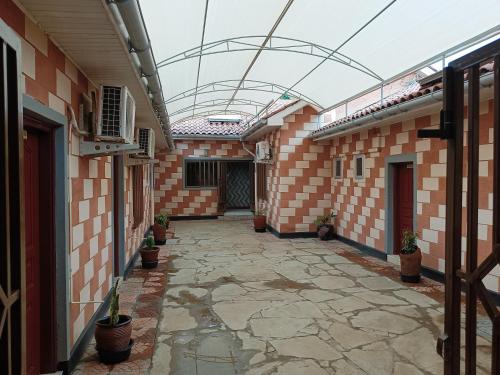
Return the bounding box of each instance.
[334,158,342,179]
[256,163,267,200]
[184,159,218,188]
[132,166,144,228]
[355,154,365,179]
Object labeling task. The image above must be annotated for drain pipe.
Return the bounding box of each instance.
[108,0,174,150]
[313,72,495,141]
[241,142,258,213]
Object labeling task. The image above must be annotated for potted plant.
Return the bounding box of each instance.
[254,209,267,233]
[314,213,335,240]
[153,213,169,245]
[140,235,160,269]
[399,230,421,283]
[95,280,133,364]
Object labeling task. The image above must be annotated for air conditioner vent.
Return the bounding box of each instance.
[132,128,155,159]
[97,85,135,143]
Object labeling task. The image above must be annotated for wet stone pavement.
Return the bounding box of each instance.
[73,219,493,374]
[150,220,492,375]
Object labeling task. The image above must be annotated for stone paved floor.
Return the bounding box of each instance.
[150,220,492,375]
[74,219,493,374]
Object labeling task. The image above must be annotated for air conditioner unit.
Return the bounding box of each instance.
[132,128,155,159]
[256,141,271,161]
[96,85,135,144]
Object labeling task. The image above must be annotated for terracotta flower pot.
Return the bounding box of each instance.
[317,224,334,241]
[399,248,422,283]
[152,223,167,245]
[254,215,266,232]
[95,315,132,352]
[140,247,160,268]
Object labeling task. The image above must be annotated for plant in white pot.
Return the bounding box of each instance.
[399,230,422,283]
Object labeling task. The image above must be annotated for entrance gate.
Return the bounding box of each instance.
[418,39,500,374]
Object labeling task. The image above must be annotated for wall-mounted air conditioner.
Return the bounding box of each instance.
[96,85,135,144]
[132,128,155,159]
[256,141,272,162]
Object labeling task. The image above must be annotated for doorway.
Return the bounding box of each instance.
[23,118,57,374]
[392,163,414,254]
[226,162,251,209]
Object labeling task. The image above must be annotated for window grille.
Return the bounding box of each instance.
[184,159,218,188]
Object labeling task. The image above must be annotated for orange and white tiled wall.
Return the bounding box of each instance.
[257,105,333,234]
[154,139,252,216]
[329,98,498,292]
[2,0,153,348]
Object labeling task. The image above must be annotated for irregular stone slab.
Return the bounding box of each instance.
[250,318,314,338]
[237,331,266,351]
[299,289,343,302]
[270,336,342,360]
[275,359,330,375]
[391,327,441,374]
[328,322,381,349]
[261,301,325,319]
[345,346,394,375]
[394,362,424,375]
[296,255,322,264]
[393,289,438,307]
[323,254,353,264]
[166,286,207,299]
[381,305,422,318]
[311,275,355,290]
[357,276,402,290]
[172,258,202,268]
[212,284,247,301]
[328,296,373,314]
[351,311,420,334]
[335,263,377,277]
[355,290,406,306]
[331,359,366,375]
[168,268,197,284]
[150,342,171,375]
[213,301,271,330]
[160,307,197,332]
[275,260,313,281]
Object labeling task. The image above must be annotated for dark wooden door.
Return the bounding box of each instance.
[393,163,413,254]
[24,130,41,375]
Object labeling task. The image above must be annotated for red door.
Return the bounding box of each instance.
[24,130,41,375]
[393,163,414,254]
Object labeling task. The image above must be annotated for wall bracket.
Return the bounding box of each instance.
[79,140,141,156]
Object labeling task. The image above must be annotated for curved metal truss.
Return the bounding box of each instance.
[171,109,253,125]
[157,36,383,81]
[169,98,268,117]
[165,79,320,108]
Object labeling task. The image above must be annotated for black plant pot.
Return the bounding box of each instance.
[155,239,166,246]
[142,260,159,269]
[317,224,334,241]
[96,339,134,364]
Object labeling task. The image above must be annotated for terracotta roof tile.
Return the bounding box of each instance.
[311,62,494,137]
[171,118,246,136]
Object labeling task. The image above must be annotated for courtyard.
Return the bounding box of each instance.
[75,220,492,374]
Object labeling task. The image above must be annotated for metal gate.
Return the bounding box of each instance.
[0,20,25,375]
[418,39,500,374]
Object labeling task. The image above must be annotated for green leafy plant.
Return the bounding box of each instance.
[401,230,418,254]
[109,279,120,326]
[154,214,169,227]
[314,212,334,226]
[145,235,155,249]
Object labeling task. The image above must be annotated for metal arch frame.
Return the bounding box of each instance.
[169,98,268,117]
[164,79,320,107]
[157,35,383,82]
[171,109,253,125]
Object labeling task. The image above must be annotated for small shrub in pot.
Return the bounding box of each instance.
[314,213,335,241]
[140,235,160,269]
[399,230,422,283]
[153,214,169,245]
[95,280,133,364]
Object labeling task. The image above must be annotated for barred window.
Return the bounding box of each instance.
[355,154,364,179]
[132,166,144,228]
[184,159,218,188]
[334,158,342,179]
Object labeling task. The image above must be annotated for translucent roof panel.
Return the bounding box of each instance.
[140,0,500,125]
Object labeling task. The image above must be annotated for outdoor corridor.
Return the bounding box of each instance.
[75,220,492,374]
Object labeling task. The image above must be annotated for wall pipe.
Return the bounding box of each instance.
[313,72,494,141]
[108,0,174,150]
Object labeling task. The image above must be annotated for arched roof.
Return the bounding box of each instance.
[140,0,500,125]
